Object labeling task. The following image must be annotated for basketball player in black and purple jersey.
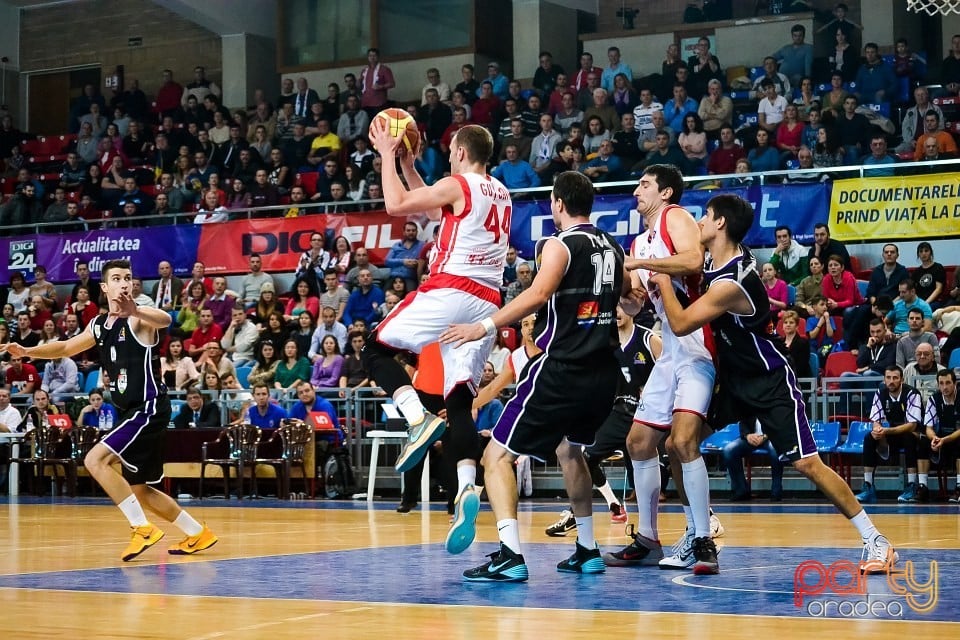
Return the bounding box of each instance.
[648,194,896,574]
[2,259,218,562]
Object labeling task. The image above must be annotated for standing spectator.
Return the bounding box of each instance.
[687,36,723,100]
[914,242,946,309]
[601,46,633,93]
[817,2,863,48]
[854,43,898,105]
[827,27,859,82]
[941,33,960,97]
[572,52,604,93]
[182,65,221,107]
[454,64,480,104]
[532,51,564,96]
[154,69,183,120]
[359,48,395,118]
[773,24,813,88]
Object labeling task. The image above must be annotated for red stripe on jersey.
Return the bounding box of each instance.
[452,174,472,218]
[373,289,421,350]
[432,215,461,276]
[419,272,501,306]
[658,204,703,302]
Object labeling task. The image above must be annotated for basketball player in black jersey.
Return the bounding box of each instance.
[648,194,896,574]
[441,171,636,582]
[2,260,217,561]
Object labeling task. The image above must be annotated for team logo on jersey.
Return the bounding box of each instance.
[634,351,647,365]
[118,327,126,342]
[117,369,128,394]
[577,301,599,326]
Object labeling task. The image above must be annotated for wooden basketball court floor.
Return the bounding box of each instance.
[0,496,957,639]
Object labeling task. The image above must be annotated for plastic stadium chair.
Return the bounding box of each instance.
[700,423,740,455]
[834,421,873,485]
[83,370,100,393]
[949,349,960,371]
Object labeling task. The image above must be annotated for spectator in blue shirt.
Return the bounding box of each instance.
[384,221,424,292]
[773,24,814,88]
[662,84,699,133]
[601,46,633,93]
[855,43,898,105]
[343,269,385,327]
[747,129,782,173]
[491,144,540,189]
[78,388,119,430]
[861,135,897,177]
[286,380,341,444]
[481,62,510,100]
[580,139,625,182]
[245,384,288,430]
[888,279,934,335]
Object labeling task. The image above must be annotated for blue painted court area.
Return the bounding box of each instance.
[0,544,955,621]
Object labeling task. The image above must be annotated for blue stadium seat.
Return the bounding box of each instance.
[235,366,253,388]
[749,66,765,82]
[856,280,868,298]
[169,399,186,419]
[948,349,960,371]
[835,421,872,456]
[785,159,800,170]
[700,423,740,455]
[728,90,752,101]
[787,284,796,305]
[83,370,100,393]
[864,102,891,118]
[810,421,841,453]
[809,352,820,380]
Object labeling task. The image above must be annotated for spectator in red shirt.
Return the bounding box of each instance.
[154,69,184,121]
[706,125,746,176]
[471,81,501,127]
[188,308,224,360]
[440,107,470,155]
[5,355,39,395]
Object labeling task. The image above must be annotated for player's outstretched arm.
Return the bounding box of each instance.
[440,237,568,347]
[369,123,454,220]
[650,272,748,337]
[1,330,95,362]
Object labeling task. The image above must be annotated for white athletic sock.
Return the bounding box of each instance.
[863,470,874,485]
[497,518,522,555]
[918,473,928,487]
[456,463,477,494]
[597,481,618,507]
[393,388,425,426]
[632,457,661,540]
[682,505,694,532]
[575,515,595,548]
[956,474,960,488]
[850,509,879,542]
[907,472,918,485]
[681,458,711,539]
[173,510,203,536]
[118,494,149,527]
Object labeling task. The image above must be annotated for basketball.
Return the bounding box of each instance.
[370,108,420,155]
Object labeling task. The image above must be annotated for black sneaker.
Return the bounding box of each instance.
[916,484,929,503]
[950,488,960,503]
[545,509,576,537]
[463,543,529,582]
[692,536,720,575]
[557,541,605,574]
[602,525,664,567]
[396,501,416,513]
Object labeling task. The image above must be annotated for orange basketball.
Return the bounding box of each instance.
[370,108,421,155]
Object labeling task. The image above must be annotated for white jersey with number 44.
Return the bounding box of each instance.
[430,172,512,291]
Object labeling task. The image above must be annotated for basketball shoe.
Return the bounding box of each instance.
[710,508,725,537]
[122,523,165,562]
[557,542,605,574]
[394,412,446,473]
[855,482,877,504]
[445,483,480,554]
[859,534,898,574]
[168,524,218,555]
[545,510,576,537]
[692,536,720,575]
[463,543,529,582]
[610,502,628,523]
[659,528,696,570]
[602,524,664,567]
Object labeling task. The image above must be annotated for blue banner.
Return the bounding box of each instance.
[509,183,831,259]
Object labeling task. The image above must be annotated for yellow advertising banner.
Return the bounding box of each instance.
[830,173,960,242]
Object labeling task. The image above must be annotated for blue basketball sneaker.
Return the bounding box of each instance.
[463,543,529,582]
[897,482,918,503]
[557,541,606,574]
[445,484,480,554]
[855,482,877,504]
[394,412,446,473]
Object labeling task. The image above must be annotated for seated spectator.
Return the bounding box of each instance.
[822,255,861,316]
[677,112,707,173]
[912,110,958,161]
[161,337,200,390]
[529,113,562,177]
[78,387,119,431]
[310,335,344,390]
[194,189,229,224]
[924,371,960,503]
[505,262,533,304]
[911,136,954,174]
[806,295,837,364]
[757,80,788,136]
[0,182,43,229]
[762,261,789,318]
[784,146,826,183]
[662,84,698,133]
[820,72,849,119]
[697,79,732,139]
[221,304,260,369]
[343,269,384,328]
[834,95,873,164]
[854,43,897,105]
[245,384,287,430]
[637,130,685,174]
[854,365,924,504]
[913,242,946,309]
[455,64,479,105]
[610,73,638,117]
[287,380,339,424]
[706,125,745,176]
[633,87,663,143]
[812,125,845,168]
[851,318,897,376]
[248,339,281,388]
[345,247,389,291]
[274,339,311,391]
[17,388,60,432]
[895,87,942,154]
[491,144,539,189]
[862,135,896,177]
[611,112,643,168]
[336,95,369,145]
[497,117,532,162]
[580,139,624,182]
[173,386,221,429]
[41,356,80,403]
[722,419,784,501]
[546,74,570,116]
[310,306,348,356]
[582,115,611,159]
[723,157,755,187]
[775,104,805,162]
[904,343,946,390]
[582,88,618,135]
[793,77,821,123]
[284,278,320,324]
[889,279,934,335]
[752,56,791,100]
[746,129,781,173]
[770,226,809,285]
[896,309,939,368]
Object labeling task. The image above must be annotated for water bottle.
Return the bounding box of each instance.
[98,410,107,431]
[104,410,114,431]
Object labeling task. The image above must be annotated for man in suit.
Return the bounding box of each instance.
[173,387,221,429]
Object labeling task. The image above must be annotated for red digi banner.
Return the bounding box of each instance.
[195,210,416,274]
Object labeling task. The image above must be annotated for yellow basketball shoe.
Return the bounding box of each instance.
[168,524,219,555]
[122,523,165,562]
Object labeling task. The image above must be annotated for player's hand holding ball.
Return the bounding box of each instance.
[369,108,421,158]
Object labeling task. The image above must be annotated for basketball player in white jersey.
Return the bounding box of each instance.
[367,122,511,555]
[604,164,720,574]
